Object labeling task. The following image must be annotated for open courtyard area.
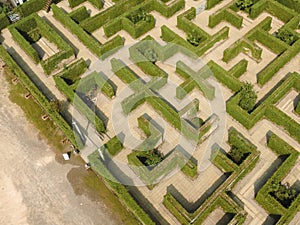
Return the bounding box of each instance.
[0,0,300,224]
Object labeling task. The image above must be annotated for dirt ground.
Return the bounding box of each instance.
[0,70,122,225]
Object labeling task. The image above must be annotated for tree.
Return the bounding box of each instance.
[236,0,254,11]
[275,29,297,45]
[144,48,158,63]
[187,29,201,47]
[228,145,244,164]
[144,149,163,166]
[238,82,257,112]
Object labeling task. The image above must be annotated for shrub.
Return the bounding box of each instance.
[236,0,254,11]
[13,0,46,17]
[238,82,257,112]
[275,29,298,45]
[104,136,123,156]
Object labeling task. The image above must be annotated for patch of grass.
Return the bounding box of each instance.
[83,171,141,225]
[3,68,67,152]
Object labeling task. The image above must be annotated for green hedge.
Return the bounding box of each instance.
[13,0,46,17]
[80,0,144,33]
[223,39,262,63]
[257,39,300,85]
[0,12,10,30]
[87,0,103,9]
[51,4,123,58]
[9,27,40,63]
[69,6,90,23]
[276,0,300,13]
[206,0,223,9]
[249,0,267,19]
[68,0,85,8]
[54,76,106,133]
[256,132,300,224]
[209,8,243,29]
[0,45,83,149]
[153,0,185,18]
[55,58,87,85]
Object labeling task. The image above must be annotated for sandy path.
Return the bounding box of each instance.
[0,67,118,224]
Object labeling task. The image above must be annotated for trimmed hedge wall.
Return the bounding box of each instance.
[257,39,300,86]
[206,0,223,9]
[209,8,243,29]
[9,26,40,64]
[256,133,300,224]
[163,128,256,224]
[68,0,85,8]
[0,12,10,31]
[51,4,123,59]
[226,72,300,144]
[69,6,90,23]
[0,45,83,149]
[13,0,46,17]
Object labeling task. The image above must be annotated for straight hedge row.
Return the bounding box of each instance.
[0,45,83,149]
[51,4,123,59]
[227,72,300,144]
[209,8,243,29]
[80,0,184,33]
[256,133,300,224]
[0,12,10,31]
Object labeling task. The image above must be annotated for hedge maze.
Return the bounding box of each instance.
[1,0,300,224]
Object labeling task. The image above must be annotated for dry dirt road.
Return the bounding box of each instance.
[0,71,120,225]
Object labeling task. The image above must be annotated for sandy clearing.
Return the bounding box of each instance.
[0,67,119,225]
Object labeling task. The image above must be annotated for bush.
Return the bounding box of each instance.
[275,29,298,45]
[238,82,257,112]
[104,136,123,156]
[236,0,254,11]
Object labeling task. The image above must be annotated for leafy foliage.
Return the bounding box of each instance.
[143,48,158,63]
[271,181,298,208]
[187,29,202,46]
[238,82,257,112]
[275,29,298,45]
[137,149,163,167]
[128,9,152,24]
[236,0,254,11]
